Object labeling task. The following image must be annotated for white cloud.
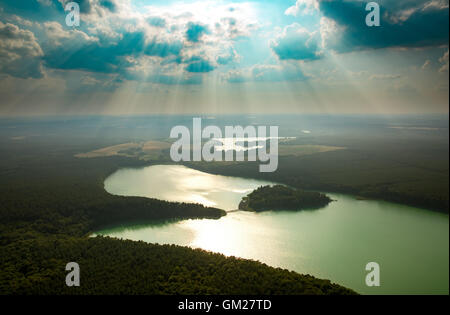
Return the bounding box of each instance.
[285,0,319,16]
[423,0,450,11]
[9,15,33,27]
[44,21,98,46]
[439,49,449,72]
[319,16,342,50]
[387,0,449,24]
[422,59,431,70]
[0,21,44,78]
[271,23,322,61]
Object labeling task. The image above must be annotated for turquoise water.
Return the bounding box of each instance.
[95,165,449,295]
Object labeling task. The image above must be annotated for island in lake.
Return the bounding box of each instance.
[239,185,332,212]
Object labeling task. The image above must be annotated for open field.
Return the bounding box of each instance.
[76,140,172,160]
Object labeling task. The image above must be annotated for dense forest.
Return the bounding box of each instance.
[239,185,332,212]
[0,236,355,295]
[0,136,355,295]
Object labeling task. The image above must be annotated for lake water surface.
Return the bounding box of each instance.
[96,165,449,295]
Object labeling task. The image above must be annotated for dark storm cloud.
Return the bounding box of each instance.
[43,30,183,73]
[0,0,244,81]
[144,39,183,57]
[73,0,92,14]
[185,22,209,42]
[0,0,108,22]
[185,57,215,73]
[0,0,63,21]
[318,0,449,51]
[43,31,142,73]
[99,0,117,12]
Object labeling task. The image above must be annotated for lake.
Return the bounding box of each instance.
[95,164,449,295]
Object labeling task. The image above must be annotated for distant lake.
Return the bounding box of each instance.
[95,165,449,295]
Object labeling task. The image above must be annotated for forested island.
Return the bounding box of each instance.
[239,185,332,212]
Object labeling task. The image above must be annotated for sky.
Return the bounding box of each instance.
[0,0,448,115]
